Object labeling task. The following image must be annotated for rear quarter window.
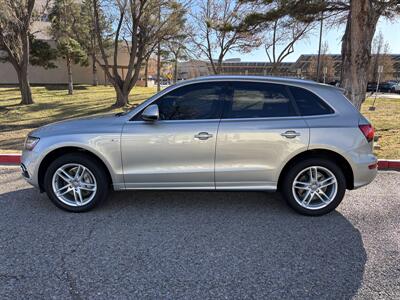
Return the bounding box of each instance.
[290,86,334,116]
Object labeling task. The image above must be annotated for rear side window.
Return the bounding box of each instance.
[224,82,297,119]
[289,86,334,116]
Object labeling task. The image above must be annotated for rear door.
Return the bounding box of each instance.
[215,81,309,190]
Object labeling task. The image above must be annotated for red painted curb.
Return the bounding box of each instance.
[377,160,389,169]
[0,154,399,171]
[0,154,21,164]
[388,160,400,170]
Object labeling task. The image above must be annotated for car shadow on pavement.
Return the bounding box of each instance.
[0,188,366,299]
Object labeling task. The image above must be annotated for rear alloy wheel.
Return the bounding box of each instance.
[282,159,346,216]
[44,153,109,212]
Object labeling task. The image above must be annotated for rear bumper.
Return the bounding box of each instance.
[350,154,378,189]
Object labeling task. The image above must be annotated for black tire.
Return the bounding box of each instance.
[44,153,109,212]
[281,158,346,216]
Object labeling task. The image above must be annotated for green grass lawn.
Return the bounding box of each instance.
[0,85,399,158]
[361,96,400,159]
[0,85,156,152]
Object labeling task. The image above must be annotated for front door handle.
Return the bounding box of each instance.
[281,130,301,139]
[194,132,213,140]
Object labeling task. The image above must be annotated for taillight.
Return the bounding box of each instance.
[359,124,374,143]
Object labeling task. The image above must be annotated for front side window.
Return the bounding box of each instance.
[289,86,334,116]
[223,82,297,119]
[148,82,225,121]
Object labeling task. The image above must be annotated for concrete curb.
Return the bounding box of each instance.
[1,153,399,171]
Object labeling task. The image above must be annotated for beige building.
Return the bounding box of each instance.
[0,0,156,86]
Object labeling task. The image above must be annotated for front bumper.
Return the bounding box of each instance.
[20,149,41,189]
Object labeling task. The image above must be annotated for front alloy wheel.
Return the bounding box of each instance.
[44,153,109,212]
[52,164,97,207]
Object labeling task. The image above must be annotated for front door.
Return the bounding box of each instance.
[121,82,227,189]
[215,81,309,190]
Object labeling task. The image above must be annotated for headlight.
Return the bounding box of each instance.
[24,136,40,151]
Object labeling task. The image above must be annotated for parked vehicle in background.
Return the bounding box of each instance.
[367,82,378,92]
[328,80,340,87]
[20,76,378,216]
[367,81,400,93]
[386,81,400,93]
[379,82,398,93]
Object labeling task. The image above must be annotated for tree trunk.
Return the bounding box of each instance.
[340,0,379,110]
[66,54,74,95]
[113,88,129,107]
[17,67,34,105]
[144,59,149,87]
[114,86,129,108]
[157,42,161,91]
[92,52,98,86]
[215,56,223,75]
[173,59,178,84]
[18,31,34,105]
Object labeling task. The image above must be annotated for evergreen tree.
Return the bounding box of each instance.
[50,0,88,95]
[29,36,58,69]
[75,0,110,86]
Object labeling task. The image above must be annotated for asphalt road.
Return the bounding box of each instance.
[0,167,399,300]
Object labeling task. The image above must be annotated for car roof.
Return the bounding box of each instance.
[176,75,339,90]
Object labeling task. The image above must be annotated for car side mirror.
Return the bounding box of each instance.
[141,104,159,121]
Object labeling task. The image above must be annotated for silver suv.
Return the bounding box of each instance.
[21,76,377,215]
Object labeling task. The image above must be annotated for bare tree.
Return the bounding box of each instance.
[93,0,185,107]
[370,31,384,83]
[378,44,395,82]
[369,31,394,83]
[190,0,262,74]
[167,39,189,83]
[0,0,36,105]
[264,16,314,74]
[307,42,336,82]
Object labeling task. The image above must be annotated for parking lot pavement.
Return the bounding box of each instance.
[0,167,399,299]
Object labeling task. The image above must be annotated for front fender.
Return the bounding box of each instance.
[21,133,123,190]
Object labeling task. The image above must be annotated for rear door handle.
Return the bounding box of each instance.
[281,130,301,139]
[194,132,213,140]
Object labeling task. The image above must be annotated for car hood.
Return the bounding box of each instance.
[30,113,122,137]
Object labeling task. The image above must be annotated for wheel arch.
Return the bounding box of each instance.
[37,146,113,192]
[277,149,354,190]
